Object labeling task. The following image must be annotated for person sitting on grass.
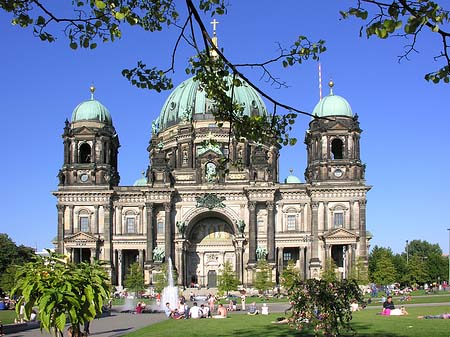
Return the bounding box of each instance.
[213,303,227,319]
[382,296,395,315]
[171,308,184,320]
[418,313,450,319]
[247,302,259,315]
[200,304,210,318]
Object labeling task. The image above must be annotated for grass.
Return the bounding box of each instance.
[366,294,450,306]
[124,305,450,337]
[0,310,19,325]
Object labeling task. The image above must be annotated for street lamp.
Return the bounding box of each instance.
[406,240,409,264]
[447,228,450,286]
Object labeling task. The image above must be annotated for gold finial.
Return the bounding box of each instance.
[328,79,334,95]
[90,84,96,100]
[210,18,219,58]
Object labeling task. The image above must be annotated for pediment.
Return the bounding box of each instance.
[64,231,99,243]
[73,126,96,135]
[327,121,349,130]
[323,228,357,241]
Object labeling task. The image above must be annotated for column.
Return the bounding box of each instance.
[139,249,144,269]
[103,203,112,263]
[301,204,305,232]
[299,247,305,280]
[323,202,328,231]
[349,201,353,230]
[139,205,144,234]
[277,247,283,274]
[117,206,123,235]
[146,202,154,263]
[91,139,96,162]
[94,205,99,234]
[57,205,64,254]
[266,201,275,263]
[235,244,242,283]
[309,202,321,276]
[359,200,368,261]
[117,249,123,288]
[164,202,172,260]
[90,248,96,263]
[248,201,257,263]
[68,205,74,234]
[74,141,79,163]
[71,248,75,263]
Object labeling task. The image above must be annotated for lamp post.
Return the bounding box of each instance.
[447,228,450,286]
[406,240,409,264]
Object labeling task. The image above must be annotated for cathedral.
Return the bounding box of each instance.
[54,72,370,288]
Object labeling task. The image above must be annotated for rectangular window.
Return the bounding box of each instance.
[126,217,136,233]
[80,216,89,232]
[283,252,292,261]
[157,220,164,234]
[334,213,344,228]
[287,215,296,231]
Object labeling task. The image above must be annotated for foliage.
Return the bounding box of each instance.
[348,257,369,285]
[392,253,408,284]
[407,239,443,257]
[124,262,145,296]
[321,258,339,283]
[217,261,239,295]
[11,251,110,337]
[0,233,34,274]
[424,252,448,283]
[372,251,397,286]
[280,260,301,291]
[254,260,273,294]
[368,245,394,281]
[0,264,19,293]
[153,261,178,294]
[341,0,450,83]
[406,255,428,286]
[288,278,363,337]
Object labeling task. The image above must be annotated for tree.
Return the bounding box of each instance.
[321,258,338,283]
[0,233,35,274]
[407,239,442,257]
[153,261,178,294]
[288,279,363,336]
[342,0,450,83]
[254,260,273,295]
[217,261,239,296]
[372,253,397,286]
[11,252,110,337]
[424,252,448,284]
[124,262,145,297]
[0,264,19,294]
[280,260,301,292]
[348,257,369,285]
[406,255,428,286]
[368,245,394,281]
[392,253,408,285]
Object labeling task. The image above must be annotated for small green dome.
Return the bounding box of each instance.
[312,82,353,118]
[72,99,112,124]
[133,175,147,186]
[157,76,267,132]
[284,170,301,183]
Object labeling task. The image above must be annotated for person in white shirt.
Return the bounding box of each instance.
[189,302,202,319]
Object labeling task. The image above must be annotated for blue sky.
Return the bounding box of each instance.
[1,1,449,255]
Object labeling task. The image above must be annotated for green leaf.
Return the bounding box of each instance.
[55,312,66,332]
[95,0,106,10]
[70,42,78,50]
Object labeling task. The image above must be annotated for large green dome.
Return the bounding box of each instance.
[312,82,353,118]
[72,97,112,125]
[157,76,267,131]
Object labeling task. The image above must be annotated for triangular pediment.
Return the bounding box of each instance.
[64,231,99,243]
[72,126,96,135]
[327,121,349,130]
[323,227,357,241]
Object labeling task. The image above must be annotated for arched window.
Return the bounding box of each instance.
[331,138,343,159]
[79,143,92,163]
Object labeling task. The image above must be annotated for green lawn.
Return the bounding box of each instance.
[366,294,450,306]
[124,305,450,337]
[0,310,18,325]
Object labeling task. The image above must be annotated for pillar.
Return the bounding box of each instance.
[117,249,123,288]
[248,201,257,263]
[359,200,368,262]
[266,201,275,263]
[57,205,64,254]
[103,203,112,263]
[94,205,99,234]
[164,202,172,260]
[323,201,328,231]
[68,205,74,234]
[139,205,144,234]
[146,202,154,263]
[139,249,144,269]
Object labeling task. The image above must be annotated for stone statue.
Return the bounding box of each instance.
[236,220,246,236]
[176,221,187,238]
[153,246,165,262]
[256,247,268,261]
[205,162,216,182]
[151,119,159,135]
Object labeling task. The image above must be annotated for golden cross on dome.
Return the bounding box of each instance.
[210,18,220,36]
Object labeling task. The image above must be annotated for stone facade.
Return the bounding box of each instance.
[54,84,371,288]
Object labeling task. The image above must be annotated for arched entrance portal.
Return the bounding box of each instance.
[185,216,236,288]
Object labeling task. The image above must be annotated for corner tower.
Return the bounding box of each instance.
[58,86,120,187]
[305,81,365,184]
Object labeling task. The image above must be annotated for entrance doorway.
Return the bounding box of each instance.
[207,270,217,287]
